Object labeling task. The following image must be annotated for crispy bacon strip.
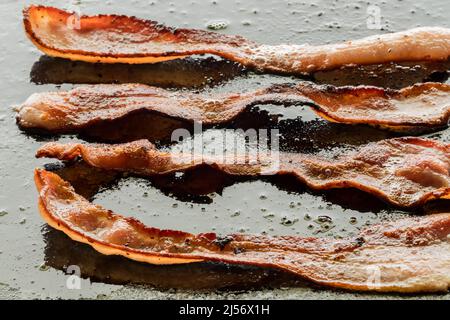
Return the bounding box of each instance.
[35,169,450,292]
[24,6,450,74]
[36,137,450,208]
[16,82,450,132]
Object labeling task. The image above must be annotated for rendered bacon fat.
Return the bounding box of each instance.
[36,137,450,208]
[24,6,450,74]
[16,82,450,132]
[35,169,450,292]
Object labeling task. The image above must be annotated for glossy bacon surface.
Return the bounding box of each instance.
[24,6,450,74]
[16,82,450,132]
[35,169,450,292]
[36,137,450,207]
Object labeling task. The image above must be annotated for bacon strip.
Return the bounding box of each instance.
[24,6,450,74]
[36,137,450,208]
[35,169,450,292]
[15,82,450,132]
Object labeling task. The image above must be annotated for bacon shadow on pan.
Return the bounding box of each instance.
[36,137,450,208]
[46,159,396,210]
[30,55,245,89]
[24,6,450,75]
[29,55,449,90]
[45,161,235,204]
[312,61,450,90]
[35,169,450,292]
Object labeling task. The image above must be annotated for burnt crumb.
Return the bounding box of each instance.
[233,247,245,254]
[213,235,234,250]
[354,237,365,247]
[43,162,65,172]
[268,83,296,92]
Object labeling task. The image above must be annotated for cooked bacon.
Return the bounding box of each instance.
[36,137,450,208]
[35,168,450,292]
[24,6,450,74]
[15,82,450,132]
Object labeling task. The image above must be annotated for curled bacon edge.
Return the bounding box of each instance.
[35,169,450,293]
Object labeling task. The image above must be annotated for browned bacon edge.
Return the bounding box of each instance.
[15,82,450,133]
[24,6,450,74]
[36,137,450,208]
[35,169,450,293]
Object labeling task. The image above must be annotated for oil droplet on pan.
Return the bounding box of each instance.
[206,20,229,30]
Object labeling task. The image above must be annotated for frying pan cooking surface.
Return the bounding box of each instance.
[0,0,449,299]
